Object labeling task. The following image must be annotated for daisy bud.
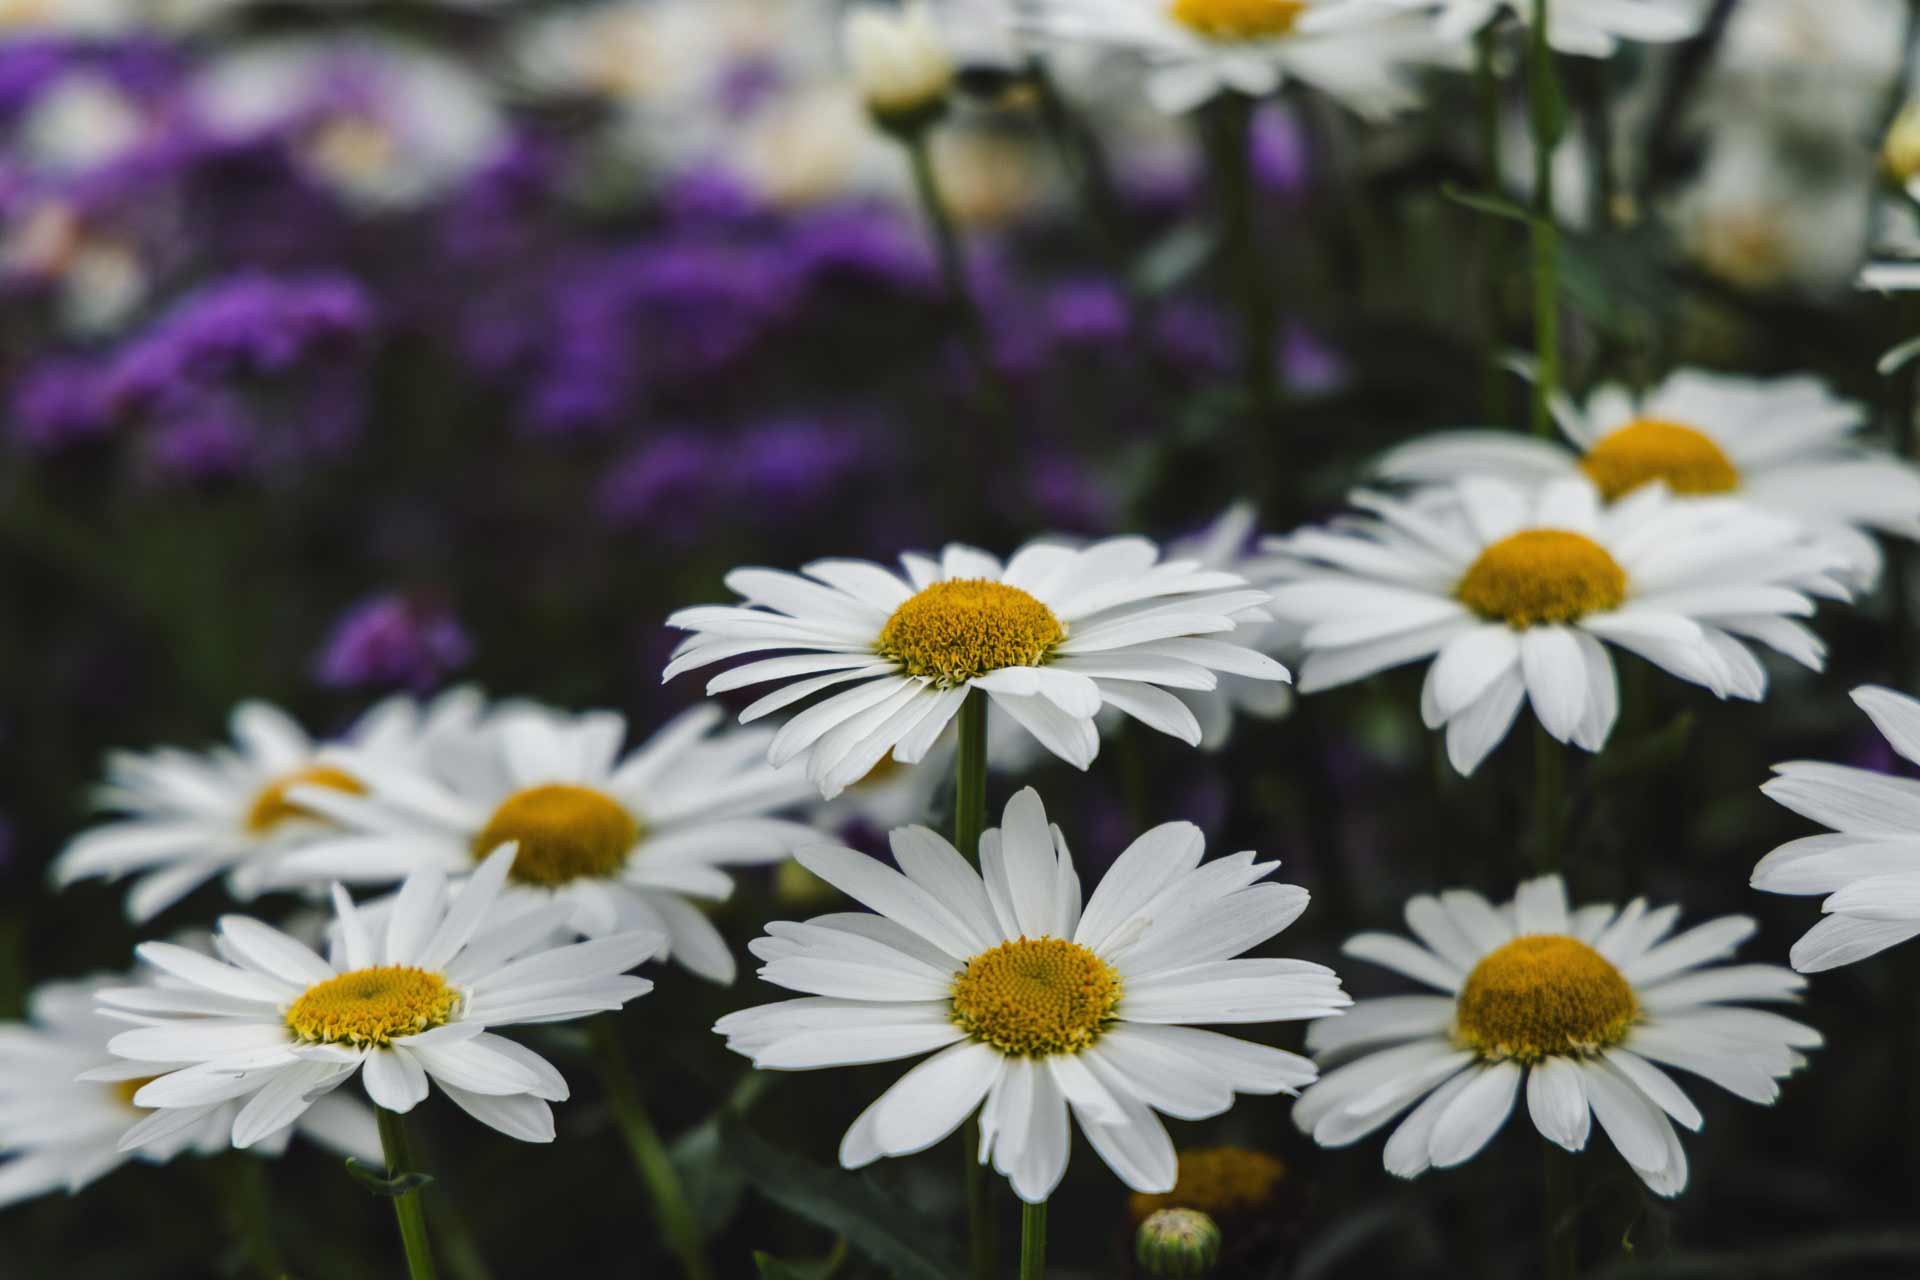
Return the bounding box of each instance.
[843,2,954,135]
[1135,1209,1222,1278]
[1885,99,1920,190]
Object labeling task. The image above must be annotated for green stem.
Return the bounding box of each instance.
[590,1017,714,1280]
[1207,95,1279,426]
[376,1107,439,1280]
[1533,720,1564,875]
[1543,1141,1578,1280]
[1475,19,1508,423]
[219,1153,288,1280]
[952,690,996,1280]
[1527,0,1563,438]
[1019,1199,1048,1280]
[903,130,1003,400]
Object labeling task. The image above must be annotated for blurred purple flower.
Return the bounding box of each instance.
[314,592,473,693]
[734,418,868,514]
[1252,104,1311,197]
[1152,300,1234,376]
[144,400,255,485]
[662,165,763,226]
[785,205,935,297]
[1045,279,1129,348]
[1025,452,1118,534]
[1282,323,1347,394]
[9,358,113,452]
[597,431,723,537]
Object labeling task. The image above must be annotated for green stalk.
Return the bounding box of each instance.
[216,1153,287,1280]
[952,690,996,1280]
[1206,94,1279,425]
[1543,1141,1578,1279]
[1475,18,1508,423]
[1533,720,1564,875]
[1527,0,1564,438]
[376,1107,439,1280]
[903,130,1004,408]
[590,1016,714,1280]
[1019,1199,1049,1280]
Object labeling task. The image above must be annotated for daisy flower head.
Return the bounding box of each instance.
[715,787,1347,1203]
[1019,0,1468,117]
[51,690,485,923]
[1377,370,1920,588]
[1753,685,1920,972]
[1258,475,1851,775]
[100,849,661,1149]
[1297,875,1818,1196]
[665,539,1290,799]
[1304,0,1699,58]
[0,973,378,1208]
[259,703,818,984]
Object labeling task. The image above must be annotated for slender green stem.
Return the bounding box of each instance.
[376,1107,439,1280]
[1208,95,1278,418]
[952,690,996,1280]
[1475,19,1508,423]
[903,131,1002,396]
[590,1016,714,1280]
[1025,56,1133,286]
[216,1153,287,1280]
[1019,1199,1048,1280]
[1533,720,1564,875]
[1527,0,1563,438]
[1543,1141,1578,1280]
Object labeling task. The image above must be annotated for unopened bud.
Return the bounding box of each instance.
[843,2,953,135]
[1135,1208,1222,1278]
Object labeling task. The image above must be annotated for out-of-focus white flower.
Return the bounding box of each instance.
[1,202,149,336]
[17,74,148,175]
[844,1,956,128]
[1309,0,1699,58]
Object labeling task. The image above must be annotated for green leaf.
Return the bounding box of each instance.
[671,1071,776,1235]
[753,1240,848,1279]
[719,1114,965,1280]
[1441,183,1535,225]
[343,1157,433,1198]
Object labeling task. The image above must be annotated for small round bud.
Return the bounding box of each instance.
[1136,1208,1222,1277]
[1886,99,1920,189]
[843,2,954,135]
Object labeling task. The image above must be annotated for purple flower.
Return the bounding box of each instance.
[1152,300,1234,376]
[1023,453,1118,534]
[314,593,473,693]
[1251,104,1312,197]
[9,358,114,452]
[1045,279,1130,348]
[597,431,723,537]
[784,205,935,297]
[143,399,255,485]
[733,419,868,514]
[1282,323,1347,395]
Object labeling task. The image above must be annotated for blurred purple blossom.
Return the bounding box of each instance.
[734,418,869,514]
[9,358,113,453]
[597,431,723,537]
[1252,104,1311,197]
[1045,279,1129,348]
[314,593,473,693]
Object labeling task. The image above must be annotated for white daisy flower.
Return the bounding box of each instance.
[259,704,818,984]
[665,539,1290,799]
[1306,0,1699,58]
[1019,0,1468,117]
[1166,504,1297,747]
[51,690,485,923]
[1752,685,1920,972]
[100,849,661,1149]
[1376,369,1920,588]
[0,974,377,1208]
[1257,476,1850,775]
[716,788,1347,1202]
[1297,875,1819,1196]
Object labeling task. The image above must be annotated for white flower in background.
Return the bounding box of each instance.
[0,974,376,1208]
[190,36,504,211]
[0,201,148,336]
[844,1,956,127]
[666,539,1290,798]
[16,74,149,175]
[1021,0,1468,117]
[102,851,659,1147]
[716,788,1346,1202]
[1709,0,1905,135]
[1753,685,1920,972]
[1166,504,1296,747]
[52,690,485,923]
[1376,369,1920,588]
[1258,476,1849,775]
[1298,875,1817,1196]
[1307,0,1699,57]
[261,704,817,984]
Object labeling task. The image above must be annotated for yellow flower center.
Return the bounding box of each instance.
[285,966,459,1047]
[1455,530,1628,628]
[950,937,1122,1057]
[246,765,365,834]
[1454,935,1638,1063]
[1579,419,1740,502]
[876,579,1066,687]
[1168,0,1306,39]
[112,1076,158,1109]
[472,784,641,886]
[1130,1146,1288,1223]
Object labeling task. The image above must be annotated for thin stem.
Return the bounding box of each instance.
[1533,720,1564,875]
[1527,0,1563,438]
[217,1153,288,1280]
[1475,19,1508,423]
[952,690,996,1280]
[1206,95,1279,426]
[590,1016,714,1280]
[903,130,1004,398]
[1019,1199,1049,1280]
[376,1106,439,1280]
[1543,1141,1578,1280]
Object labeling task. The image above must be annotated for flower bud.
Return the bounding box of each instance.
[1135,1208,1222,1278]
[843,2,954,135]
[1886,99,1920,190]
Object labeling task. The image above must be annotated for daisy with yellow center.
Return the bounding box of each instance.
[1376,368,1920,587]
[666,538,1289,799]
[1017,0,1464,116]
[1257,475,1850,775]
[50,690,482,923]
[260,703,818,984]
[100,849,662,1150]
[715,788,1347,1203]
[1296,875,1818,1196]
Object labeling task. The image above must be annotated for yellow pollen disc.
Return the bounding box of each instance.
[285,966,458,1047]
[1455,529,1628,628]
[472,784,641,886]
[1130,1146,1288,1223]
[1579,419,1740,502]
[112,1076,158,1109]
[877,579,1066,688]
[1169,0,1306,39]
[950,936,1122,1057]
[1455,935,1638,1063]
[246,765,365,834]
